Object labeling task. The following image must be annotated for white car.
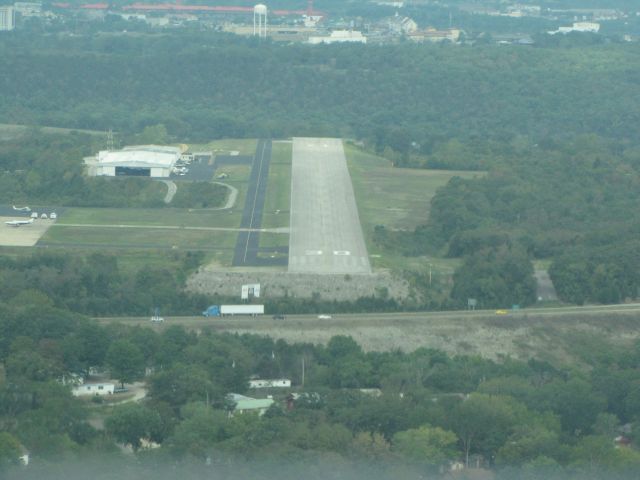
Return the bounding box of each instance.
[318,314,332,320]
[40,213,48,219]
[50,212,57,219]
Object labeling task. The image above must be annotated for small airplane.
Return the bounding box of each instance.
[12,205,31,212]
[5,218,35,227]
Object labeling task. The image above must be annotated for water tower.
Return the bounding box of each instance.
[253,4,268,38]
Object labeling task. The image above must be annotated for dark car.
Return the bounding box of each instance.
[272,314,286,320]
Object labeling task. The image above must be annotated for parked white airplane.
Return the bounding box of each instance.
[12,205,31,212]
[5,218,35,227]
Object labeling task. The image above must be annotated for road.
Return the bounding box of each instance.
[95,303,640,360]
[96,302,640,328]
[161,180,177,204]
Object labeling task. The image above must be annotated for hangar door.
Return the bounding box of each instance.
[116,166,151,177]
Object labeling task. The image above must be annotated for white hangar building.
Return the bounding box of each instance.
[90,145,182,178]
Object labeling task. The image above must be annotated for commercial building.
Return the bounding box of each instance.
[549,22,600,35]
[409,28,461,43]
[309,30,367,44]
[86,145,182,178]
[0,6,15,31]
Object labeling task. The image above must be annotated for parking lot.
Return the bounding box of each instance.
[170,160,217,182]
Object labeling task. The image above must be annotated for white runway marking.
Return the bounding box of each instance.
[288,138,371,275]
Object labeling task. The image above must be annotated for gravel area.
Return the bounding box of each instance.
[186,267,411,302]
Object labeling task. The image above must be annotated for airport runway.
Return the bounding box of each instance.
[288,138,371,275]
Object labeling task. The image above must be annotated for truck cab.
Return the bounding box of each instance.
[202,305,221,317]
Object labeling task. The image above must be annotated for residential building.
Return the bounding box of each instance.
[72,383,115,396]
[248,378,291,389]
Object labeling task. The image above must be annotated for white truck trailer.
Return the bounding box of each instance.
[203,305,264,316]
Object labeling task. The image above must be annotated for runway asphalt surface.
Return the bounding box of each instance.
[232,140,287,267]
[288,138,371,275]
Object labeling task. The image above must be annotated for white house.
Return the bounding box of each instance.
[248,378,291,389]
[72,383,115,396]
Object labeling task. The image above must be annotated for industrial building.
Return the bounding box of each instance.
[86,145,182,178]
[308,30,367,44]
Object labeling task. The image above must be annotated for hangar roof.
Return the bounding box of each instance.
[96,145,181,168]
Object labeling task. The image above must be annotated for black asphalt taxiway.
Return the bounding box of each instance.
[231,140,288,267]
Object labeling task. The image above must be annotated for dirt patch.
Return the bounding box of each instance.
[101,310,640,368]
[186,266,411,302]
[0,217,55,246]
[196,311,640,367]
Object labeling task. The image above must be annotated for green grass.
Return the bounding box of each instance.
[261,141,292,231]
[58,207,242,229]
[188,139,258,156]
[40,226,238,251]
[257,232,290,249]
[345,144,481,272]
[35,140,258,266]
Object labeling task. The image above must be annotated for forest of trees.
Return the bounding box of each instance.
[2,34,640,306]
[1,33,639,156]
[3,304,640,478]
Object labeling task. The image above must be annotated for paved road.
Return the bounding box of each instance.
[161,180,177,204]
[289,138,371,275]
[95,302,640,329]
[211,182,238,210]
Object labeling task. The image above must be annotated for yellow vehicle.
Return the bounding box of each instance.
[495,309,509,315]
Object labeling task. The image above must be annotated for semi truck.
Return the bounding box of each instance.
[202,305,264,317]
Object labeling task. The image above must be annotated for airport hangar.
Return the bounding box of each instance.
[87,145,182,178]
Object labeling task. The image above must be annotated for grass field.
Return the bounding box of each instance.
[261,141,292,231]
[188,139,258,156]
[257,232,290,248]
[39,150,256,265]
[345,144,481,272]
[57,207,242,228]
[40,225,237,251]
